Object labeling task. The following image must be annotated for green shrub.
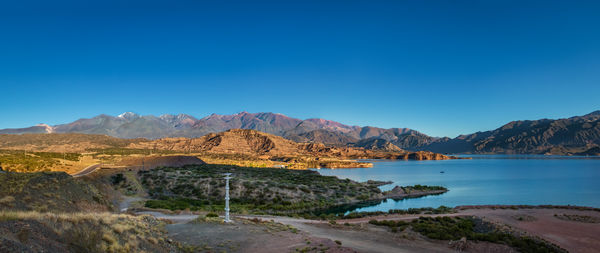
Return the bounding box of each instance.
[138,164,389,214]
[406,217,563,253]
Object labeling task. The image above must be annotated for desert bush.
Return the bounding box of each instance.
[408,216,563,253]
[64,223,104,253]
[0,195,16,207]
[139,164,388,214]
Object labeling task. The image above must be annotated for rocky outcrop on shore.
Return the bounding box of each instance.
[383,185,448,199]
[575,147,600,156]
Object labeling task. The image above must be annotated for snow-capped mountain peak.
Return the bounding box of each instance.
[35,123,55,133]
[117,112,140,120]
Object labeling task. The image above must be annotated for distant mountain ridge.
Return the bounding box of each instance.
[1,110,599,155]
[419,110,600,155]
[0,111,423,149]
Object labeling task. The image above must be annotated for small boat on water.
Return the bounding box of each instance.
[440,171,445,173]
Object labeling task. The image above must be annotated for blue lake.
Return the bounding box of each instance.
[312,155,600,213]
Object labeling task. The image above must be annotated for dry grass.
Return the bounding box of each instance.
[0,195,15,207]
[554,213,600,223]
[0,171,111,213]
[112,223,134,234]
[0,211,171,252]
[0,211,134,224]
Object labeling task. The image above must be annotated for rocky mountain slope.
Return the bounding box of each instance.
[1,110,599,155]
[421,111,600,155]
[354,138,405,152]
[0,112,431,148]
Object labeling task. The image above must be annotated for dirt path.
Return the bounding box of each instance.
[138,211,199,223]
[236,215,451,253]
[166,219,356,253]
[132,210,449,252]
[238,207,600,253]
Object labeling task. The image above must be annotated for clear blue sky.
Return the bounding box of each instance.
[1,0,599,137]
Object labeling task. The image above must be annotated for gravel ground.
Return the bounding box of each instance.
[166,218,355,253]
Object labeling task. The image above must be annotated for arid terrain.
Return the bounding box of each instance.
[233,205,599,253]
[0,129,456,173]
[2,111,599,156]
[122,205,596,253]
[2,154,597,252]
[0,131,596,253]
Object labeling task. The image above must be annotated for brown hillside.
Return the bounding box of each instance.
[116,155,205,169]
[128,129,454,160]
[0,133,144,152]
[127,129,303,155]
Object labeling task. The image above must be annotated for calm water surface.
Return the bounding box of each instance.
[312,155,600,212]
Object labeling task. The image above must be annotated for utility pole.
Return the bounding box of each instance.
[223,173,233,223]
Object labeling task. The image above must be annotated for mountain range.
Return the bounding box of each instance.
[1,111,599,155]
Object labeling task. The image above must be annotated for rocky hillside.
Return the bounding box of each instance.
[421,111,600,155]
[354,138,404,152]
[0,172,111,212]
[128,129,453,160]
[0,130,455,166]
[284,129,359,146]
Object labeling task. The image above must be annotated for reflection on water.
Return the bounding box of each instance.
[313,155,600,213]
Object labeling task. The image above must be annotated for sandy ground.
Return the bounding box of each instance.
[237,215,514,253]
[238,207,600,253]
[166,219,356,253]
[336,207,600,253]
[148,211,513,253]
[460,208,600,253]
[252,217,452,253]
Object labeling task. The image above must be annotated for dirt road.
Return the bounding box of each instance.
[71,163,101,177]
[236,215,453,253]
[166,220,355,253]
[239,207,600,253]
